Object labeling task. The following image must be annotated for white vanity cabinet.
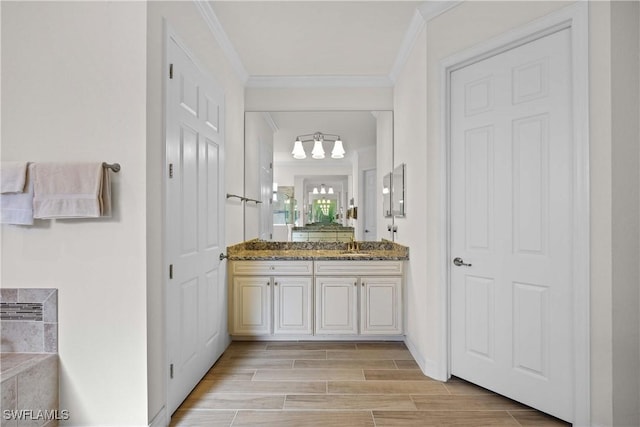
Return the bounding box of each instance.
[314,260,403,336]
[230,261,313,336]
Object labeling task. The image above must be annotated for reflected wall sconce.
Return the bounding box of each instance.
[292,132,345,160]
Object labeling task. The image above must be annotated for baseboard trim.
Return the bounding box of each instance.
[148,406,167,427]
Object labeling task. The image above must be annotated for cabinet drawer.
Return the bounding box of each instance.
[315,260,403,276]
[231,260,313,276]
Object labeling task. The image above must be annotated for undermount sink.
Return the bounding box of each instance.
[339,252,372,257]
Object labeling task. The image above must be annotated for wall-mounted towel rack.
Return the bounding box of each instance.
[102,162,121,172]
[226,193,262,204]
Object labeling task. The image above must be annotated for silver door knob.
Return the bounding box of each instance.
[453,257,472,267]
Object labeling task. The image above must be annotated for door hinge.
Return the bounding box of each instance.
[169,63,174,79]
[169,264,174,279]
[170,363,174,379]
[169,163,174,178]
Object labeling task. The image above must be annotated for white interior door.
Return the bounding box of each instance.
[450,29,573,422]
[362,169,377,241]
[166,33,226,415]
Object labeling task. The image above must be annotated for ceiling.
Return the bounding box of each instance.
[209,1,424,82]
[207,1,426,163]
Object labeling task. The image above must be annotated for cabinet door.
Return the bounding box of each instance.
[315,277,358,335]
[232,277,271,335]
[360,277,402,335]
[273,277,313,335]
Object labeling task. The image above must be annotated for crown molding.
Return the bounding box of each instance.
[388,9,427,83]
[194,0,463,89]
[193,0,249,84]
[246,75,394,88]
[262,112,279,133]
[418,1,464,22]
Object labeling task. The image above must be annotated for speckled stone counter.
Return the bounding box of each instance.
[227,239,409,261]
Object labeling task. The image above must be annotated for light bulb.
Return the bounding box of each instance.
[311,140,325,159]
[331,139,345,159]
[292,139,306,159]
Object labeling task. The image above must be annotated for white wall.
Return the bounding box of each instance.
[393,23,430,371]
[245,87,392,112]
[1,2,148,425]
[611,2,640,426]
[1,2,245,425]
[146,1,245,423]
[392,1,640,425]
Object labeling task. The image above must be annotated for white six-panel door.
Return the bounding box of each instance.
[450,28,573,422]
[166,33,226,415]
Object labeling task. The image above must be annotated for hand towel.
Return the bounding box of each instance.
[1,162,28,193]
[0,164,34,225]
[33,162,111,219]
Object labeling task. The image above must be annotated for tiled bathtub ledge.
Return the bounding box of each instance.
[0,352,56,381]
[1,353,59,426]
[1,288,59,426]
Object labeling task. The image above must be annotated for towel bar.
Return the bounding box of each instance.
[102,162,121,173]
[226,193,262,204]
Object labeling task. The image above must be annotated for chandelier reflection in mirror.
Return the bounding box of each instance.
[291,132,345,159]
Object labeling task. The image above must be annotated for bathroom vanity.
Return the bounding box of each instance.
[227,240,408,340]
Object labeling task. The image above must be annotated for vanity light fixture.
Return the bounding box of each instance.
[292,132,344,160]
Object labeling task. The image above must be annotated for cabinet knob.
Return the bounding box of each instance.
[274,282,278,286]
[267,281,270,286]
[354,282,357,287]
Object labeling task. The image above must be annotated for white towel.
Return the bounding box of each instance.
[0,164,34,225]
[33,162,112,219]
[1,162,28,193]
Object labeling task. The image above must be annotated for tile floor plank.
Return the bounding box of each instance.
[328,380,448,395]
[193,379,326,394]
[411,394,530,411]
[285,394,416,410]
[327,349,414,360]
[509,410,571,426]
[294,359,396,369]
[169,409,236,427]
[266,341,357,350]
[355,342,407,350]
[394,359,420,369]
[225,350,327,360]
[214,359,294,369]
[443,377,494,395]
[372,410,520,426]
[232,410,374,427]
[253,368,365,381]
[364,369,431,381]
[171,341,565,426]
[180,394,285,410]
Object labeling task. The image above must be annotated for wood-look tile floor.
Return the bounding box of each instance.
[170,341,571,427]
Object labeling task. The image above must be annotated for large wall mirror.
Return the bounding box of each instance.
[244,111,393,242]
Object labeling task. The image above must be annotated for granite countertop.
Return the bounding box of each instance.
[227,239,409,261]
